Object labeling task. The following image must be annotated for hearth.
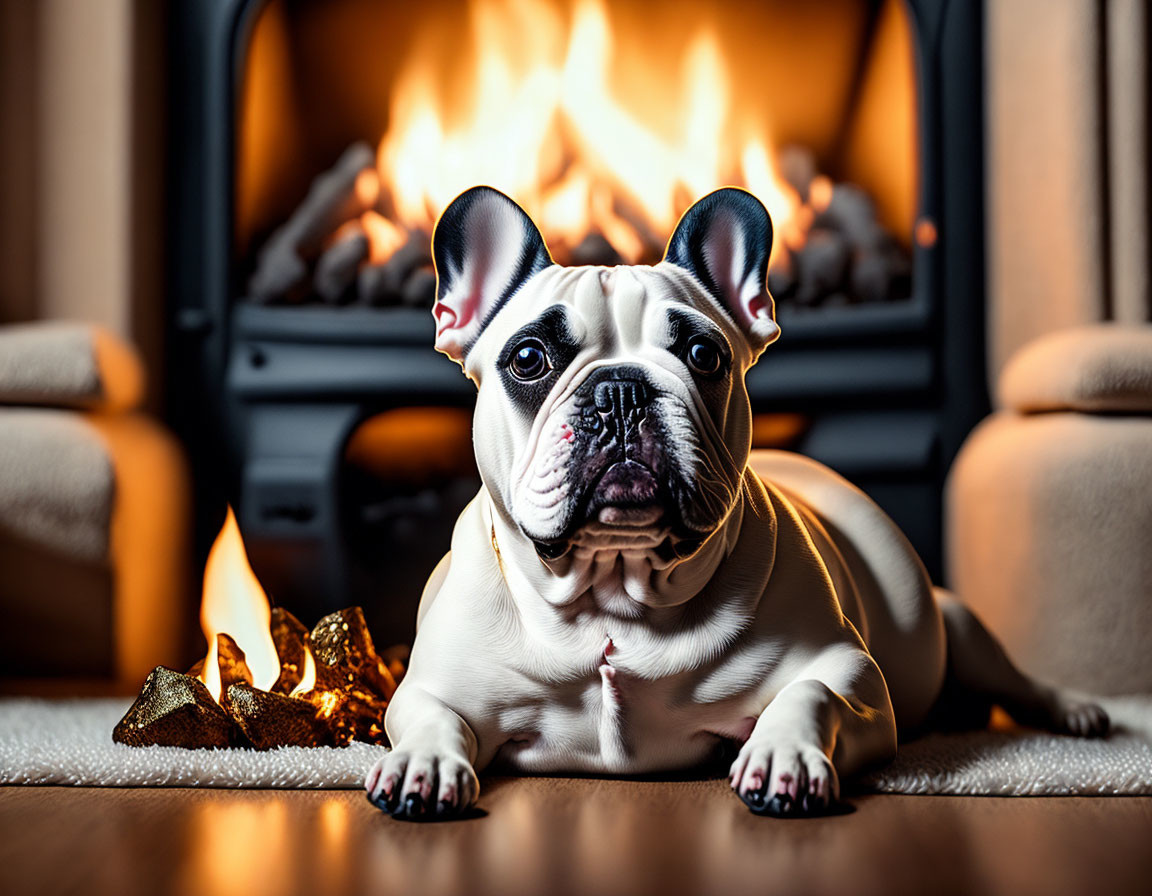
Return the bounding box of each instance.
[165,0,986,641]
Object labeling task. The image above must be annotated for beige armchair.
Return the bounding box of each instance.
[0,322,191,692]
[947,324,1152,695]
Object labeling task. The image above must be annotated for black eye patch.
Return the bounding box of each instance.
[666,309,732,381]
[497,305,582,416]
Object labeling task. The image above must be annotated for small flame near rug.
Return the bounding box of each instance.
[113,508,405,751]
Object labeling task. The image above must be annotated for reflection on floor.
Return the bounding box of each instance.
[1,777,1151,896]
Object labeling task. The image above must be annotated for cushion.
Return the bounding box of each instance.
[998,324,1152,414]
[0,321,143,411]
[0,408,114,563]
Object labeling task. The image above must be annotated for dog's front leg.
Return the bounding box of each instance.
[365,683,480,821]
[729,650,896,817]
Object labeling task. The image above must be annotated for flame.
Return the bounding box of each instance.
[290,646,316,697]
[198,507,281,702]
[376,0,802,264]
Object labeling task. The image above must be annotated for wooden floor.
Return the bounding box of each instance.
[2,779,1151,896]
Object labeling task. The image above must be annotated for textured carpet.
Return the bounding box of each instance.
[2,697,1151,795]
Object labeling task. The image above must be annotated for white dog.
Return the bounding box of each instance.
[365,186,1108,820]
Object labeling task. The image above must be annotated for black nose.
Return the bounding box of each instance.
[594,378,651,415]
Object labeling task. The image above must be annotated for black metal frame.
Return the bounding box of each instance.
[165,0,986,626]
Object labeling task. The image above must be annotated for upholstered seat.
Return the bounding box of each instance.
[0,322,190,690]
[947,324,1152,695]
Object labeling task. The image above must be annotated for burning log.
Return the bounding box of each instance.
[813,184,886,253]
[314,224,370,305]
[767,249,797,303]
[400,267,437,308]
[610,194,665,263]
[569,232,624,267]
[226,683,335,750]
[356,229,432,306]
[777,145,817,203]
[248,142,379,304]
[244,125,912,310]
[793,229,850,306]
[113,666,242,749]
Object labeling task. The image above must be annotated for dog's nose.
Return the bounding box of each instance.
[593,379,651,416]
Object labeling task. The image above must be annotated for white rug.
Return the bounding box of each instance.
[2,697,1151,795]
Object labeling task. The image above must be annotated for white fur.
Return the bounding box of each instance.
[367,256,926,816]
[367,193,1104,819]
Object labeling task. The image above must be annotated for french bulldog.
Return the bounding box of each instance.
[365,186,1109,820]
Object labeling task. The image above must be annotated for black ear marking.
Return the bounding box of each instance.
[664,188,780,353]
[431,186,553,364]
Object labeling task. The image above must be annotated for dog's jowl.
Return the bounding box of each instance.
[365,186,1108,821]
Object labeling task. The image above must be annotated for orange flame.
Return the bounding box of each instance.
[290,646,316,697]
[376,0,801,265]
[198,507,281,702]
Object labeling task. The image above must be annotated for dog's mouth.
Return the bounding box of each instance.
[530,460,708,561]
[588,460,662,524]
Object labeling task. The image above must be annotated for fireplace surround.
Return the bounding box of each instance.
[165,0,986,640]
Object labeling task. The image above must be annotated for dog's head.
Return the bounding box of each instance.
[432,186,779,566]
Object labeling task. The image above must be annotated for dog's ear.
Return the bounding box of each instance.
[432,186,552,364]
[664,188,780,354]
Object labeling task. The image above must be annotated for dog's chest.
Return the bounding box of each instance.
[488,632,761,774]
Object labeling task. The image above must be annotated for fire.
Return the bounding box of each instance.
[198,507,281,701]
[376,0,801,266]
[290,646,316,698]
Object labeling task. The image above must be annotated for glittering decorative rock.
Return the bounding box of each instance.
[309,607,386,693]
[381,644,409,687]
[295,684,386,747]
[269,607,309,695]
[215,633,253,713]
[113,666,242,749]
[118,605,403,751]
[225,683,336,750]
[298,607,399,746]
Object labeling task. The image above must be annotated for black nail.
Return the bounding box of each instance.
[769,792,797,815]
[739,784,769,812]
[436,799,453,816]
[366,789,390,812]
[395,793,426,820]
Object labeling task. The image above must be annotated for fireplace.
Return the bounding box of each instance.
[165,0,986,642]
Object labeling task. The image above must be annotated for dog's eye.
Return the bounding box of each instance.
[509,339,550,380]
[686,337,723,376]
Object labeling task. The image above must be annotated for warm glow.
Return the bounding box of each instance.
[376,0,803,265]
[361,210,407,263]
[199,507,281,701]
[915,216,938,248]
[290,646,316,697]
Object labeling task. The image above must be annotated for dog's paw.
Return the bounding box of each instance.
[365,748,479,821]
[1052,697,1110,739]
[728,737,838,818]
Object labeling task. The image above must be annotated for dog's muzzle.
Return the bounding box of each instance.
[532,365,678,561]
